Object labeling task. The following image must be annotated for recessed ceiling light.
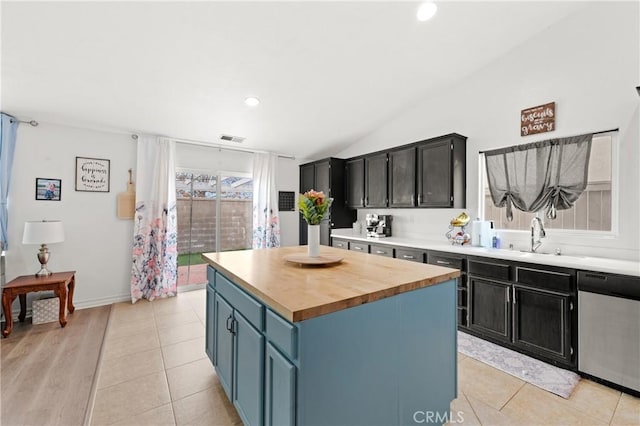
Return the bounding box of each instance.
[417,2,437,22]
[245,97,260,107]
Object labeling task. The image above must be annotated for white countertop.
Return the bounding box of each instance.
[331,229,640,277]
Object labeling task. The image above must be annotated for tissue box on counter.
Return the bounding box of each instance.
[32,295,60,324]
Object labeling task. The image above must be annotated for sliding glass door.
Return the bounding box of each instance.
[176,170,253,288]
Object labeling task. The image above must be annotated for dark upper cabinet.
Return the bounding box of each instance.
[345,158,365,208]
[389,146,417,207]
[314,161,330,195]
[417,135,466,208]
[300,163,315,195]
[344,133,466,210]
[364,153,388,208]
[299,158,356,245]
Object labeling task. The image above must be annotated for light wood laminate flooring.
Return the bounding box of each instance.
[0,305,111,426]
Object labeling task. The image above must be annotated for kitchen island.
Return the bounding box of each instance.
[202,246,460,426]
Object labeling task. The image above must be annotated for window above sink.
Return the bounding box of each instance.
[479,131,618,235]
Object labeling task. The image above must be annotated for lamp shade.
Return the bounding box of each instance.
[22,221,65,245]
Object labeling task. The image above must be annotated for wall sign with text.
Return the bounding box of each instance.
[75,157,110,192]
[521,102,555,136]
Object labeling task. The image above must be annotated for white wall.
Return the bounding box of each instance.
[6,123,136,309]
[336,2,640,261]
[5,124,300,311]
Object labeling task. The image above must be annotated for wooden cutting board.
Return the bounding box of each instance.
[117,169,136,219]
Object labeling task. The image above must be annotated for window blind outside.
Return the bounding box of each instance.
[484,134,593,221]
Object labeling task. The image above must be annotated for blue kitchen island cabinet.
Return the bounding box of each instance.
[203,246,460,426]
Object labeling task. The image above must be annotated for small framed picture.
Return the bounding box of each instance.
[75,157,110,192]
[35,178,62,201]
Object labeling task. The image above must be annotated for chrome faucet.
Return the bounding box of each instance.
[530,217,546,252]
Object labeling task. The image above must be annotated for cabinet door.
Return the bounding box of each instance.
[345,158,365,208]
[365,153,388,207]
[299,163,316,245]
[468,277,511,343]
[205,285,216,364]
[214,295,234,400]
[320,220,330,246]
[513,286,572,364]
[233,311,265,426]
[417,140,452,207]
[389,147,416,207]
[314,161,330,196]
[265,343,296,426]
[299,163,315,193]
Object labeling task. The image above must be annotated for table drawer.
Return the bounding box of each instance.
[468,258,511,281]
[266,309,297,360]
[215,271,264,331]
[428,252,465,271]
[349,242,369,253]
[370,244,393,258]
[332,238,349,250]
[395,248,425,263]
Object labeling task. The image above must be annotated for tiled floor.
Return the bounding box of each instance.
[91,289,640,426]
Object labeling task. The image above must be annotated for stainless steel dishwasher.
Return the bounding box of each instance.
[578,270,640,395]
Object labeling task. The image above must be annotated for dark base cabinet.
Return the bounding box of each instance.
[513,286,572,364]
[468,277,511,343]
[467,256,577,370]
[329,237,579,370]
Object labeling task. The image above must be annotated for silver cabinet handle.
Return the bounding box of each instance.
[354,246,363,251]
[403,255,415,259]
[436,260,451,265]
[375,250,386,254]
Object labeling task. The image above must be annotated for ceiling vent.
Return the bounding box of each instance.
[220,134,245,143]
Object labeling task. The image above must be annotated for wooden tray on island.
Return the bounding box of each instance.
[283,254,344,266]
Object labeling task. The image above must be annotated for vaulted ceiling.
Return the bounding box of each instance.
[2,1,586,159]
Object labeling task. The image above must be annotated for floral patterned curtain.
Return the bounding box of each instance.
[252,152,281,248]
[131,135,178,302]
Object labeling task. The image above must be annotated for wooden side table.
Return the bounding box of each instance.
[1,271,76,337]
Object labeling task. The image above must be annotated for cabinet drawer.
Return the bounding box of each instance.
[370,244,393,257]
[395,248,425,263]
[207,265,216,287]
[468,259,511,281]
[428,252,466,271]
[266,309,297,360]
[332,238,349,250]
[349,242,369,253]
[215,272,264,331]
[516,267,573,293]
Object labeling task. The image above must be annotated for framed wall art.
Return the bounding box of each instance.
[35,178,62,201]
[75,157,110,192]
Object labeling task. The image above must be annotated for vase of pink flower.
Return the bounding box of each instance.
[298,190,333,257]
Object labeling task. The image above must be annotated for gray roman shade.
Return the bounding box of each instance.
[484,133,593,221]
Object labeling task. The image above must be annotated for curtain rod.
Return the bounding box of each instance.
[479,128,619,154]
[8,118,39,127]
[130,134,295,160]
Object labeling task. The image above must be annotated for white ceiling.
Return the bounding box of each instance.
[1,1,586,159]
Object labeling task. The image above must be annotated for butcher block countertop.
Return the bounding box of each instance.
[202,246,460,322]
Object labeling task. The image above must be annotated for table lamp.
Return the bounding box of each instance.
[22,220,65,277]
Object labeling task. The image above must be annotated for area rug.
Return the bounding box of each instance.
[458,331,581,398]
